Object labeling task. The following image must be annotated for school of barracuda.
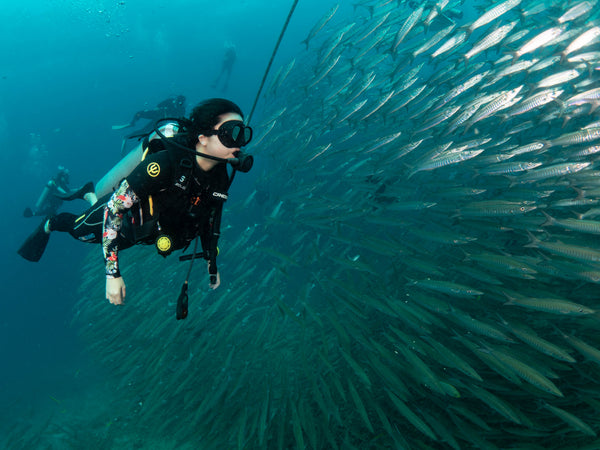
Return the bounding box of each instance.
[61,0,600,448]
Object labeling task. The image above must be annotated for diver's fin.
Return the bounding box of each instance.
[18,219,51,262]
[112,123,131,130]
[54,181,94,201]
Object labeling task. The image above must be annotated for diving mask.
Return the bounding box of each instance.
[205,120,253,148]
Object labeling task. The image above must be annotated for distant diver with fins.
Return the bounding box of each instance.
[18,98,253,319]
[20,165,95,263]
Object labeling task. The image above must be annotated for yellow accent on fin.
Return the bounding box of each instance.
[75,214,86,223]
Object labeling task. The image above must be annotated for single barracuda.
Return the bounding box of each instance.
[562,26,600,58]
[511,26,564,62]
[408,278,484,298]
[536,69,580,88]
[467,0,521,34]
[391,6,424,53]
[542,211,600,234]
[464,21,517,64]
[468,86,523,128]
[478,161,542,175]
[409,149,484,177]
[543,403,597,437]
[431,30,467,59]
[458,200,537,216]
[546,127,600,146]
[485,344,564,396]
[558,1,596,23]
[515,162,590,182]
[504,292,595,315]
[434,71,489,111]
[526,232,600,263]
[507,88,564,117]
[301,3,339,49]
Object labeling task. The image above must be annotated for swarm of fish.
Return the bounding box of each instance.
[53,0,600,448]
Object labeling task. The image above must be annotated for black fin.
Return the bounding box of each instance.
[54,181,94,201]
[17,219,50,262]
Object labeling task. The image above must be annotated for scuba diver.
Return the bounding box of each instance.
[113,95,187,155]
[23,166,95,218]
[18,98,253,316]
[211,42,236,92]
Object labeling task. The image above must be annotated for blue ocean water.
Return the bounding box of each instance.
[0,0,338,437]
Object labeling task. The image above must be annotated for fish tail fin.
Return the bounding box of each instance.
[523,230,540,248]
[540,210,555,227]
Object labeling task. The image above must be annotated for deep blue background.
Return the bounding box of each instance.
[0,0,342,417]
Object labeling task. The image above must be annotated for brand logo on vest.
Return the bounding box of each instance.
[175,175,187,190]
[147,162,161,177]
[212,192,228,200]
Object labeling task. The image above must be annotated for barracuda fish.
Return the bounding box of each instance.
[515,161,590,183]
[562,26,600,59]
[536,69,581,88]
[511,26,565,62]
[467,85,523,129]
[431,30,467,59]
[543,403,597,437]
[360,89,396,120]
[503,292,595,315]
[412,24,455,60]
[457,200,537,217]
[526,231,600,263]
[542,211,600,234]
[424,0,450,27]
[347,379,374,432]
[478,160,542,175]
[546,126,600,146]
[386,388,438,440]
[337,98,368,123]
[434,71,489,111]
[500,319,576,362]
[409,149,484,177]
[507,88,564,117]
[507,141,546,156]
[391,6,424,53]
[345,71,376,105]
[408,278,484,298]
[559,331,600,365]
[415,105,461,133]
[563,87,600,109]
[308,54,341,89]
[466,0,521,35]
[558,1,596,23]
[485,344,564,396]
[451,310,514,342]
[463,21,517,64]
[301,3,339,49]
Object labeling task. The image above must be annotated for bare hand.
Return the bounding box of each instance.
[106,277,126,305]
[208,263,221,290]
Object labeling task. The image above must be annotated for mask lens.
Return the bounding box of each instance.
[217,121,252,148]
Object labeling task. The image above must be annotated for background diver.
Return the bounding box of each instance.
[18,98,253,313]
[23,165,95,218]
[211,42,236,92]
[113,95,187,155]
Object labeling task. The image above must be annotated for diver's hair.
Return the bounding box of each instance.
[186,98,244,146]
